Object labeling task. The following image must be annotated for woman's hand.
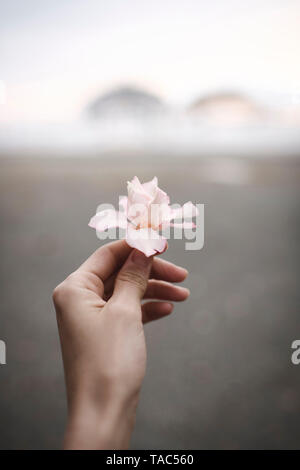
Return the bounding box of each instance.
[52,240,189,449]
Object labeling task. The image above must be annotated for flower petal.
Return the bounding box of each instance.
[127,176,151,204]
[152,187,170,206]
[160,221,197,230]
[126,227,167,257]
[167,221,196,229]
[88,209,127,231]
[127,176,152,223]
[142,176,158,198]
[169,201,199,221]
[149,202,170,229]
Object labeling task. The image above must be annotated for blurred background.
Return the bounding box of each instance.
[0,0,300,449]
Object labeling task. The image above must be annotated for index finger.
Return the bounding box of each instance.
[78,240,132,281]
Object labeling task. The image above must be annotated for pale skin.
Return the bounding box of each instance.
[52,240,190,449]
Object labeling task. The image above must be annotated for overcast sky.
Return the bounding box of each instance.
[1,0,300,122]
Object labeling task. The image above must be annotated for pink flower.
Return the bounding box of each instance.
[89,176,198,257]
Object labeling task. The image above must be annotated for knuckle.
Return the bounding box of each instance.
[52,272,79,307]
[65,271,83,284]
[52,283,66,306]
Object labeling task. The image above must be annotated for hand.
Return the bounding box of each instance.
[53,240,189,449]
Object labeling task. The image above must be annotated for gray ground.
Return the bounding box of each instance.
[0,155,299,449]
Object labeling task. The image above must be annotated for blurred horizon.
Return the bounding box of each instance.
[1,83,300,156]
[2,0,300,119]
[1,0,300,156]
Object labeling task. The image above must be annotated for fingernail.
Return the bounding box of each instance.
[165,302,174,313]
[131,249,151,267]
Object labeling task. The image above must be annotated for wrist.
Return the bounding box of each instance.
[64,389,140,449]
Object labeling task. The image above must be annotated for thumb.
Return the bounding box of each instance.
[113,249,153,306]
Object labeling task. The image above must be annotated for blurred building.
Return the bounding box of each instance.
[86,85,166,120]
[188,91,266,126]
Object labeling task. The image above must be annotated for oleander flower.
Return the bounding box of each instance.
[89,176,198,257]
